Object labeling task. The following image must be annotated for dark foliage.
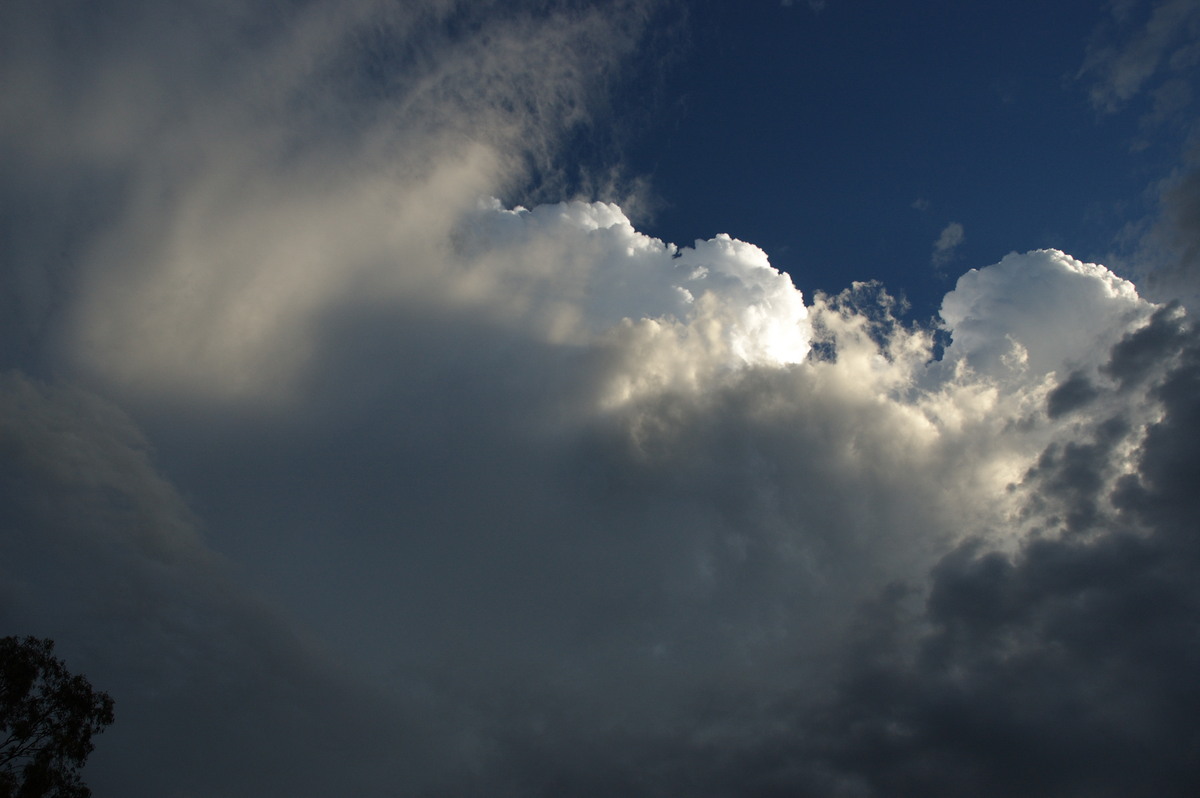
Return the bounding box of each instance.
[0,637,114,798]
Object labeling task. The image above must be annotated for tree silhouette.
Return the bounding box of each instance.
[0,637,114,798]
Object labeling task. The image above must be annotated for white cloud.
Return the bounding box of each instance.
[461,199,809,355]
[939,249,1150,379]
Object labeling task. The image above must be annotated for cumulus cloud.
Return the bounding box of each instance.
[455,199,810,403]
[939,249,1149,379]
[2,1,1198,797]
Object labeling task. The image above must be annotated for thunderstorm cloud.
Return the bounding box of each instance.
[2,1,1199,796]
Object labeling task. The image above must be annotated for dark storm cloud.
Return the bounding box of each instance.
[762,309,1200,798]
[5,202,1176,797]
[97,251,1177,798]
[487,308,1200,798]
[1045,370,1099,417]
[1103,301,1188,383]
[463,304,1200,798]
[1140,170,1200,306]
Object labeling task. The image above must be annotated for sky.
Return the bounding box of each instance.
[2,1,1200,796]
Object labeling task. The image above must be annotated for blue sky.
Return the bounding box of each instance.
[3,2,1200,796]
[556,0,1190,317]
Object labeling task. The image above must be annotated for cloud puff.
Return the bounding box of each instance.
[931,221,964,267]
[456,199,810,400]
[939,249,1149,379]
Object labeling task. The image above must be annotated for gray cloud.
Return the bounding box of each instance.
[1080,2,1200,307]
[1079,0,1200,113]
[931,221,964,267]
[1128,169,1200,308]
[793,309,1200,798]
[0,373,449,796]
[1045,370,1100,418]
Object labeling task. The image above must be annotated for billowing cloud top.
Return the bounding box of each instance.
[941,249,1149,378]
[458,199,811,388]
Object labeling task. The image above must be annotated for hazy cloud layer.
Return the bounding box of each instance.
[2,2,1199,797]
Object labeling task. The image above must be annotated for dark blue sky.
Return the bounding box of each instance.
[605,0,1176,318]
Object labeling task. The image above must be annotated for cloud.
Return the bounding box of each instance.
[1045,370,1100,418]
[0,373,449,795]
[1121,167,1200,309]
[1078,2,1200,310]
[4,238,1175,796]
[455,199,811,400]
[2,1,1198,797]
[931,221,965,267]
[1079,0,1200,113]
[786,306,1200,798]
[938,249,1149,379]
[0,0,662,396]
